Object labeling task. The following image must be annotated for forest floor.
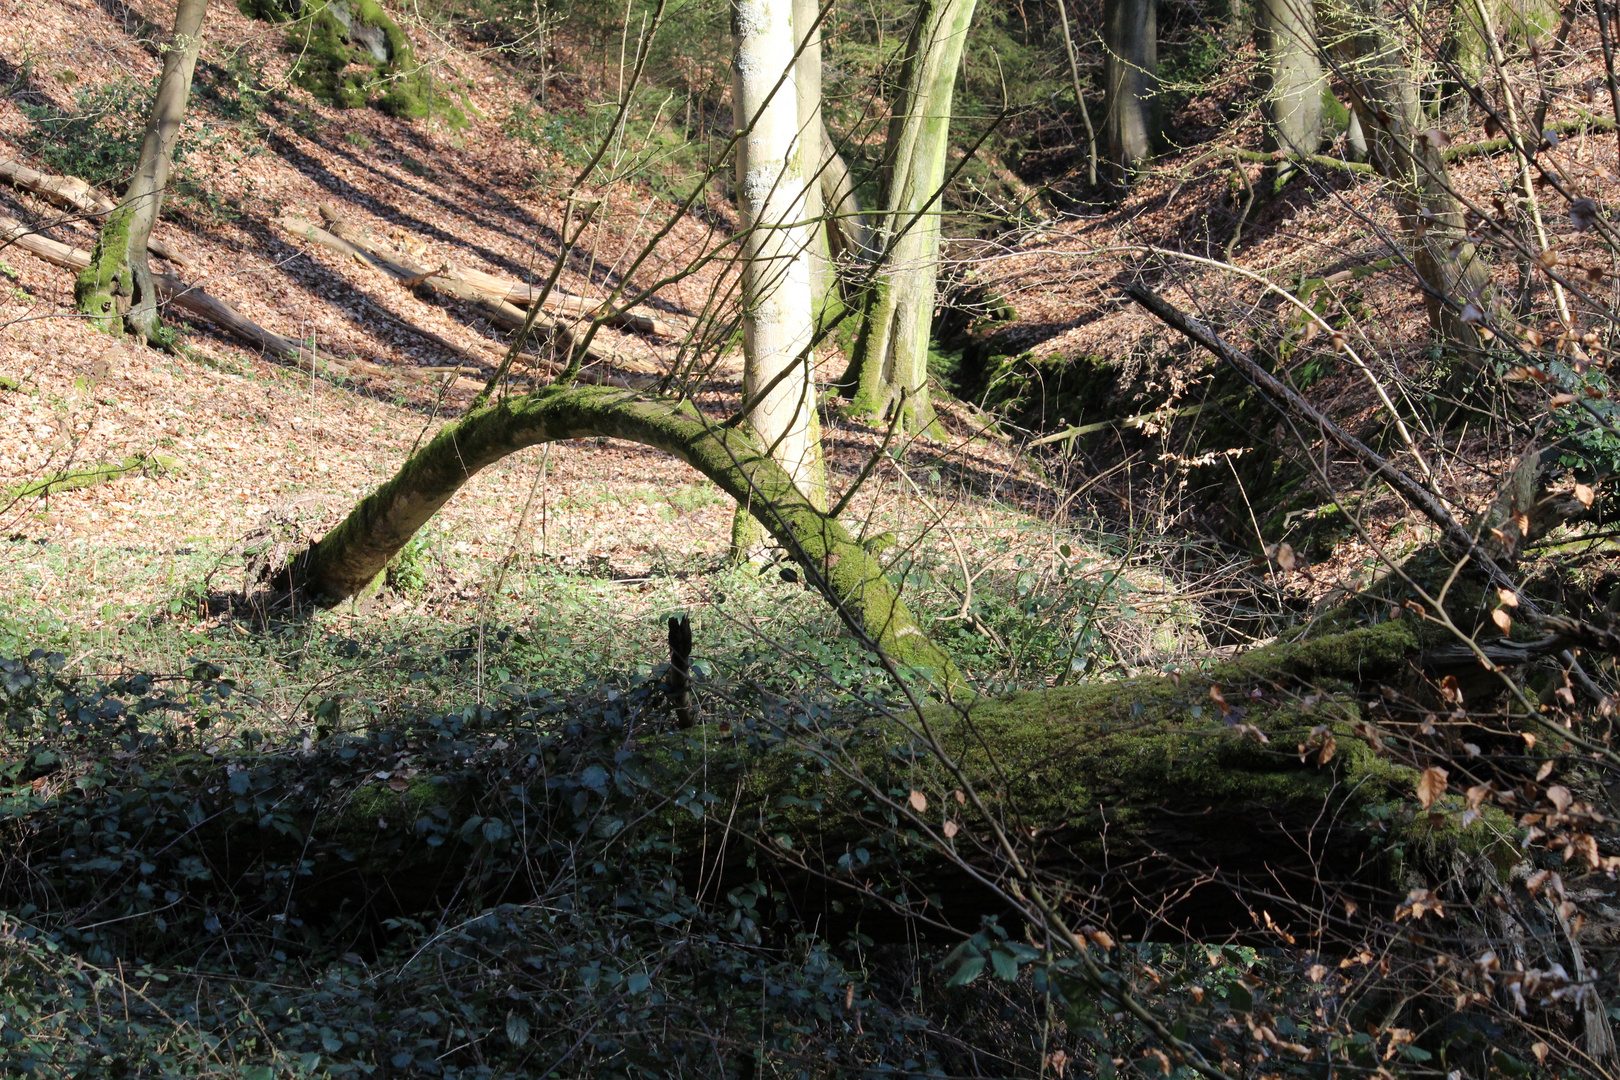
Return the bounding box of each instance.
[0,0,1128,723]
[0,0,1613,706]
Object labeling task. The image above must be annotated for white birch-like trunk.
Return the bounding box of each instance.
[731,0,822,554]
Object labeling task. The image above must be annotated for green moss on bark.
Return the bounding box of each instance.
[74,206,136,336]
[262,0,464,124]
[293,386,962,689]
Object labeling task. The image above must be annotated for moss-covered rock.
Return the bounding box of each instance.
[244,0,465,124]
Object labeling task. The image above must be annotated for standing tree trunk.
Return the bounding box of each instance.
[794,0,836,323]
[819,119,871,268]
[1102,0,1157,185]
[76,0,210,342]
[1333,0,1491,357]
[1256,0,1323,170]
[1446,0,1559,106]
[1055,0,1099,188]
[730,0,826,556]
[836,0,977,435]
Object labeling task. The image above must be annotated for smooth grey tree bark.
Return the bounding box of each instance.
[1256,0,1323,162]
[730,0,826,556]
[836,0,977,435]
[1102,0,1157,184]
[76,0,211,342]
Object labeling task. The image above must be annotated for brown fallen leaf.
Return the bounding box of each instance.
[1417,765,1448,809]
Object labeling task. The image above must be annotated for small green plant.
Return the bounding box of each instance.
[18,78,153,188]
[343,129,374,149]
[385,531,432,594]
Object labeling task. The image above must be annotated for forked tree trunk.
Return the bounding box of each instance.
[1256,0,1323,163]
[730,0,826,555]
[289,384,960,688]
[1332,0,1492,356]
[76,0,210,342]
[836,0,977,435]
[1103,0,1157,184]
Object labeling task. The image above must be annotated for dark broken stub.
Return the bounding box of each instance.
[667,614,697,729]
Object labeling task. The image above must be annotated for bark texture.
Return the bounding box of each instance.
[837,0,977,434]
[731,0,825,550]
[75,0,209,341]
[290,384,960,687]
[1332,0,1492,355]
[1103,0,1158,183]
[819,120,871,267]
[1256,0,1323,160]
[793,0,834,319]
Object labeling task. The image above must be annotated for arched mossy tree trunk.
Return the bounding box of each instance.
[730,0,826,557]
[835,0,977,436]
[1331,0,1492,358]
[1102,0,1157,186]
[290,385,961,689]
[1256,0,1323,179]
[76,0,210,342]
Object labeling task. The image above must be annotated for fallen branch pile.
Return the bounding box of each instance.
[0,158,190,267]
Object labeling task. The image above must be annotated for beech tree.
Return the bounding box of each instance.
[837,0,978,434]
[76,0,211,342]
[1102,0,1157,183]
[1256,0,1322,164]
[1330,0,1492,353]
[728,0,826,558]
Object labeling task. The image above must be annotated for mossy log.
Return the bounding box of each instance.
[9,625,1514,952]
[288,384,962,685]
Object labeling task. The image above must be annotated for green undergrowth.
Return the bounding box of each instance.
[0,614,1513,1075]
[0,652,936,1076]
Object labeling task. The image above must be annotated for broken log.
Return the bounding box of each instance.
[6,622,1513,946]
[0,158,189,267]
[304,206,692,337]
[273,214,653,376]
[0,214,487,390]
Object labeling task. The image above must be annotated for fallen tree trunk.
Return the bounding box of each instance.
[8,622,1513,949]
[288,383,961,686]
[302,205,692,337]
[0,158,190,267]
[0,214,326,366]
[273,214,652,376]
[0,216,642,394]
